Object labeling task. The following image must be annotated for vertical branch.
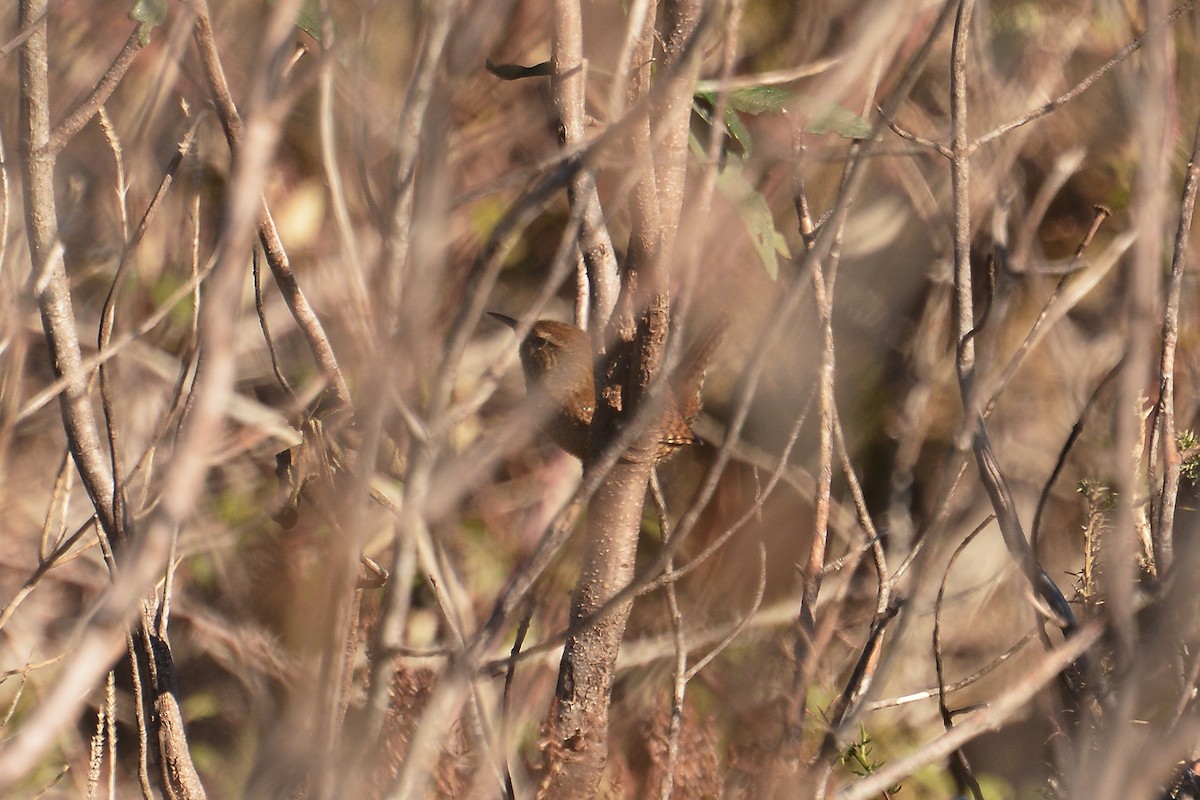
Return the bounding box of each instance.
[375,0,459,325]
[18,0,118,541]
[647,0,703,260]
[316,1,371,342]
[0,124,11,273]
[550,0,619,330]
[791,200,842,742]
[0,1,301,786]
[649,473,687,800]
[539,2,705,797]
[540,5,663,794]
[1149,95,1200,576]
[94,103,209,798]
[191,0,353,411]
[814,414,896,761]
[364,2,461,760]
[1111,0,1171,658]
[97,109,132,549]
[46,30,145,154]
[950,0,977,395]
[946,0,1080,664]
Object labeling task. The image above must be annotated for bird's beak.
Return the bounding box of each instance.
[488,312,518,330]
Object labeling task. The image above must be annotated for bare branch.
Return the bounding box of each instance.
[0,0,301,786]
[550,0,619,329]
[969,1,1195,152]
[837,624,1103,800]
[46,28,145,154]
[1149,103,1200,575]
[191,0,353,412]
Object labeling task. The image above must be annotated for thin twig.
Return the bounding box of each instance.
[191,0,353,411]
[881,111,953,158]
[693,56,841,92]
[0,3,49,57]
[838,624,1103,800]
[1149,101,1200,576]
[864,627,1038,712]
[38,449,73,561]
[20,0,118,543]
[97,104,131,548]
[969,1,1195,152]
[315,5,371,340]
[252,247,295,398]
[815,412,895,750]
[127,632,153,799]
[650,471,687,800]
[0,119,10,274]
[499,601,533,800]
[85,684,104,799]
[1030,359,1123,555]
[550,0,619,329]
[0,0,295,786]
[932,518,991,800]
[981,207,1121,417]
[947,0,1079,645]
[1108,0,1173,668]
[791,201,840,739]
[46,29,144,154]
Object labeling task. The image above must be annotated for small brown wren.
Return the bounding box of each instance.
[490,313,720,462]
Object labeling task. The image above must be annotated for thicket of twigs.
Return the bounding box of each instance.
[3,1,1200,798]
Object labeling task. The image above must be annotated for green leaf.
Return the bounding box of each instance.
[695,85,791,115]
[806,101,873,139]
[128,0,166,46]
[295,2,322,41]
[692,139,788,280]
[693,94,759,158]
[730,179,789,281]
[694,85,793,157]
[723,105,754,157]
[726,85,790,115]
[265,0,324,42]
[690,81,791,276]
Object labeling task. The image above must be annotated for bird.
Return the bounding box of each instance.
[489,312,721,462]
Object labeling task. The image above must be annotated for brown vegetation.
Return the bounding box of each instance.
[3,1,1200,798]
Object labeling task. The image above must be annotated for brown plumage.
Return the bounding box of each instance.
[490,313,721,462]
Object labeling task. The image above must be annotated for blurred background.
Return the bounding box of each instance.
[1,0,1199,797]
